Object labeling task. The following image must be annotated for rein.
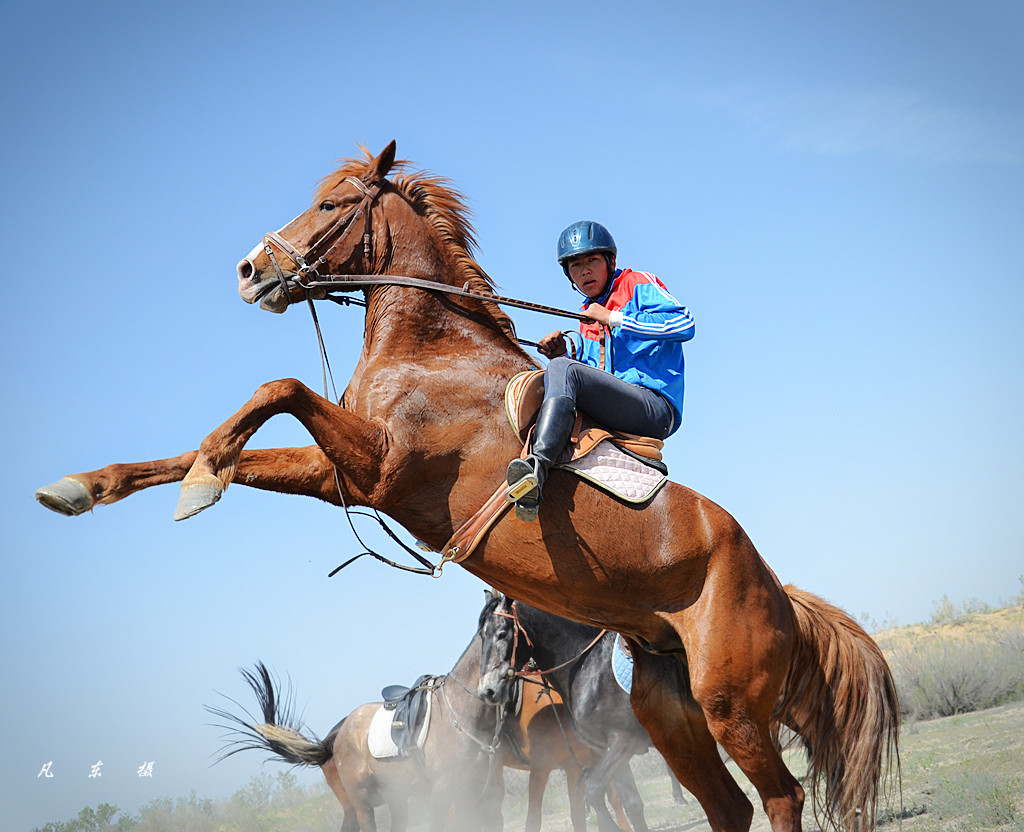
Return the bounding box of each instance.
[300,273,589,323]
[438,674,509,756]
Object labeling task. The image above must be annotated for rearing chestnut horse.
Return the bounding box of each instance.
[36,141,899,832]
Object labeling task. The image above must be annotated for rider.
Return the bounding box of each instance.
[505,220,695,521]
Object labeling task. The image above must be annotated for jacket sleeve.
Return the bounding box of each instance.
[614,273,695,342]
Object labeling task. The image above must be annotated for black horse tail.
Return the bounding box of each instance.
[207,661,336,768]
[777,585,901,832]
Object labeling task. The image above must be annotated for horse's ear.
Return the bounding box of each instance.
[368,140,397,182]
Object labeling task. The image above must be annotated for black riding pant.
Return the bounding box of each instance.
[543,356,674,440]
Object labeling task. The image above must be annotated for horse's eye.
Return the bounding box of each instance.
[320,201,336,212]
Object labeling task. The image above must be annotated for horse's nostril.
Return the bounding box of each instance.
[237,259,254,281]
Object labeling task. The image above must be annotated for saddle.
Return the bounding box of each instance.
[371,674,438,758]
[504,370,668,472]
[440,372,670,565]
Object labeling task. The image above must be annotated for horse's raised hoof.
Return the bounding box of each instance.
[35,478,95,516]
[174,477,224,521]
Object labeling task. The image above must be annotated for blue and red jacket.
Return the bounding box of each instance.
[577,268,695,435]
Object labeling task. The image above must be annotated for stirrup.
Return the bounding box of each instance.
[514,495,540,522]
[505,459,540,504]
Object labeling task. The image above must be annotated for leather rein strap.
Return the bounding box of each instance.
[303,273,589,323]
[259,176,586,323]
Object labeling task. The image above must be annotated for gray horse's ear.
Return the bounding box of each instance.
[369,140,397,181]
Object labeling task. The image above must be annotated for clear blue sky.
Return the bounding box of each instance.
[3,1,1022,829]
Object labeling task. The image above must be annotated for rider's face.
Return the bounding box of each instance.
[567,253,613,299]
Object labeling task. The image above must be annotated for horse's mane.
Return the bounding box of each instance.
[315,149,517,341]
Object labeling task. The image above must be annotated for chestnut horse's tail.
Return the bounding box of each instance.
[777,585,900,832]
[207,662,335,769]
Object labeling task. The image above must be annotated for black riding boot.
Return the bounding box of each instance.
[505,395,577,522]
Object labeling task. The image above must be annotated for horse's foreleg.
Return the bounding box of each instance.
[36,452,200,516]
[565,765,588,832]
[630,649,754,832]
[582,737,640,832]
[609,761,647,832]
[388,798,409,832]
[36,446,346,518]
[176,378,385,520]
[525,766,551,832]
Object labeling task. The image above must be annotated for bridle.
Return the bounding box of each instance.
[257,175,588,324]
[493,602,608,681]
[261,176,384,302]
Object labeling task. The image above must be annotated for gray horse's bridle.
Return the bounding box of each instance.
[261,176,384,304]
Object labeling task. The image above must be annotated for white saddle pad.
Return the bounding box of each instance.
[611,634,634,694]
[366,698,432,760]
[559,439,667,503]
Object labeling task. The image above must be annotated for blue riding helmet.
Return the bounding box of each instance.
[557,221,617,275]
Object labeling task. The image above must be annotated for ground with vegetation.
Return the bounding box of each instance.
[34,594,1024,832]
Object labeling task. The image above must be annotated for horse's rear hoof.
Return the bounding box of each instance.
[174,480,223,521]
[36,477,94,516]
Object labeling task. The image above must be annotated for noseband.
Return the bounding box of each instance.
[494,603,608,680]
[261,176,384,304]
[493,605,534,679]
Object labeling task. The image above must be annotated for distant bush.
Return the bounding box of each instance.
[34,773,337,832]
[886,604,1024,720]
[926,594,993,628]
[32,803,136,832]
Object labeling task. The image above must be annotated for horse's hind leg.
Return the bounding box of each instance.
[630,649,754,832]
[670,596,806,831]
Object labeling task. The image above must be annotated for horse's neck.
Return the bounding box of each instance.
[449,633,484,687]
[346,278,529,409]
[522,607,605,682]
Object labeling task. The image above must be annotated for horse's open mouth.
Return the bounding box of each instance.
[238,270,295,313]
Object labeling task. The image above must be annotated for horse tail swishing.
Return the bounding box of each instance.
[777,586,900,831]
[207,663,358,824]
[208,662,337,766]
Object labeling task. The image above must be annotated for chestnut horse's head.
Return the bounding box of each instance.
[237,141,400,313]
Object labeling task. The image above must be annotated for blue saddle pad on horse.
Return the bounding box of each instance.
[611,634,633,693]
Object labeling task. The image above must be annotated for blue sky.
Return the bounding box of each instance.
[2,1,1022,829]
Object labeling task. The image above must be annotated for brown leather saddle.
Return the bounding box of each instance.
[504,370,667,471]
[440,372,669,565]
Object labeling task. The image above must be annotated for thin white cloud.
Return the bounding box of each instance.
[696,84,1023,165]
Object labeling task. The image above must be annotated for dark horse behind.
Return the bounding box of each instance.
[38,141,899,832]
[479,593,681,832]
[209,590,519,832]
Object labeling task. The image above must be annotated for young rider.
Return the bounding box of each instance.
[505,220,695,521]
